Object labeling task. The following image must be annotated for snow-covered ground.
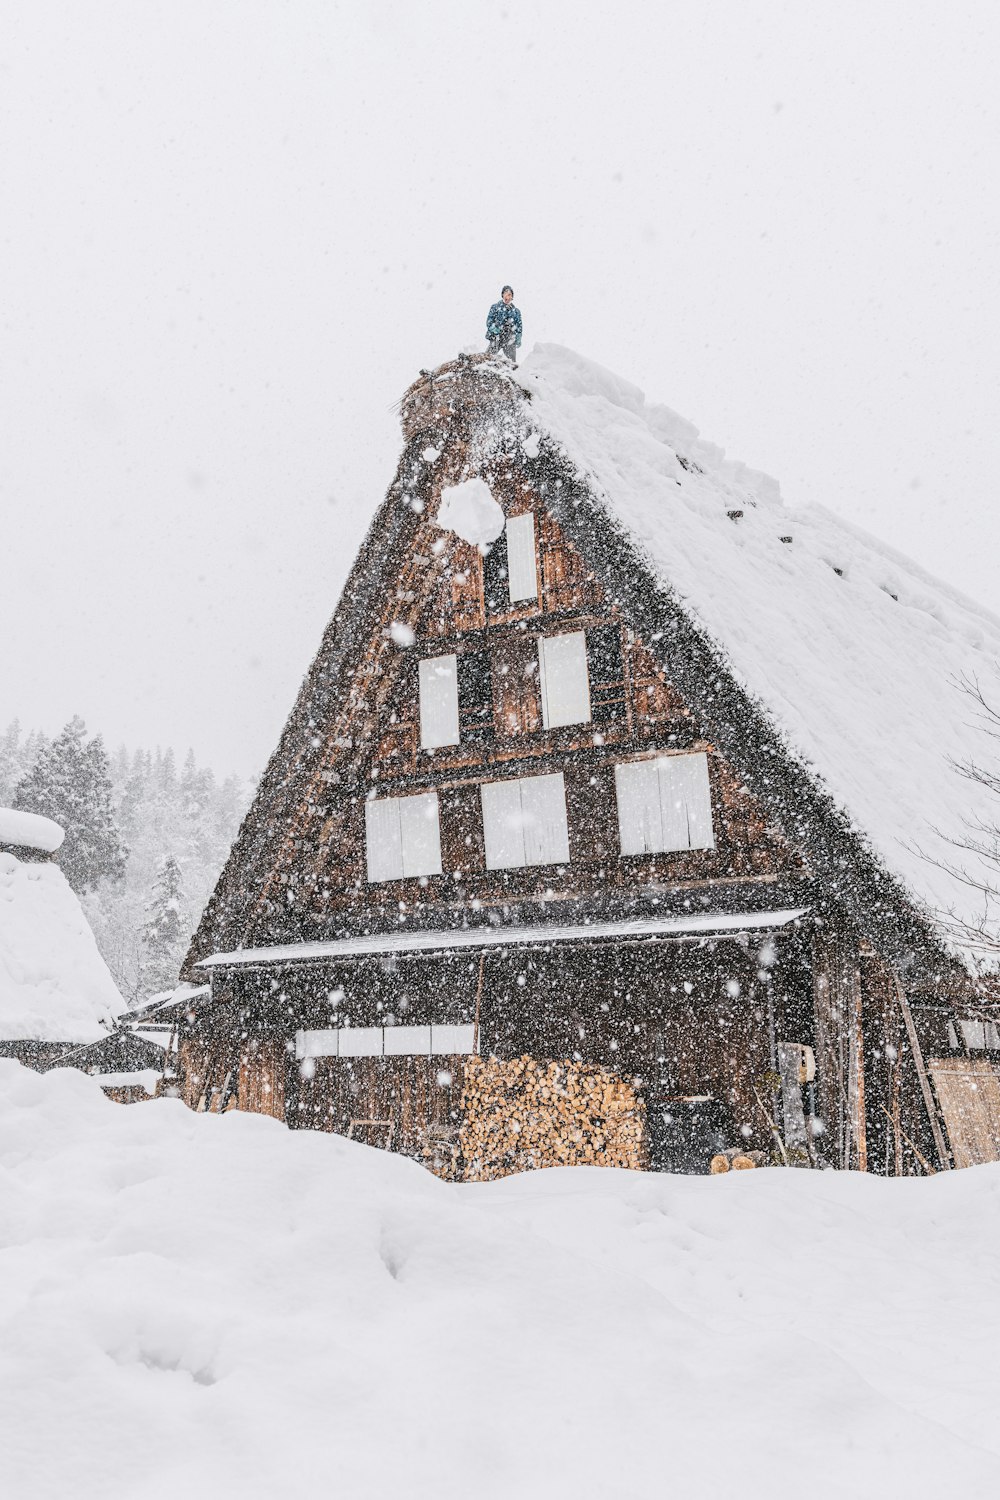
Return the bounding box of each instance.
[2,1061,998,1499]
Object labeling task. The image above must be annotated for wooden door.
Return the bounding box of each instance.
[929,1058,1000,1168]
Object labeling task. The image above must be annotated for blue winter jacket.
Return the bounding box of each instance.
[486,299,522,347]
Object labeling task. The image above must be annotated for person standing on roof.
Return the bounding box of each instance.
[486,285,522,365]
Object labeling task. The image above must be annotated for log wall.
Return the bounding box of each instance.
[289,1053,465,1162]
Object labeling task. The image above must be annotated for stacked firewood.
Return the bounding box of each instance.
[456,1055,646,1182]
[710,1148,768,1173]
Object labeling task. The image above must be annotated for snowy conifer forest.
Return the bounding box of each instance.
[0,718,246,1005]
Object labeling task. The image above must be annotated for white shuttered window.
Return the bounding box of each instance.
[506,512,538,602]
[419,654,460,749]
[384,1025,432,1056]
[538,631,591,729]
[615,753,715,856]
[431,1024,476,1054]
[481,772,570,870]
[365,791,443,882]
[337,1027,384,1057]
[295,1029,340,1060]
[295,1025,477,1059]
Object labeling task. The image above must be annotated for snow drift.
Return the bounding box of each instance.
[516,345,1000,958]
[0,849,123,1043]
[0,807,64,853]
[2,1060,999,1498]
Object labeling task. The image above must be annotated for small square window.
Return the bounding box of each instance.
[481,772,570,870]
[365,792,443,882]
[615,753,715,856]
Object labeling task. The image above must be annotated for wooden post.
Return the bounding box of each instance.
[812,930,841,1164]
[848,971,867,1173]
[891,1047,903,1176]
[812,927,867,1170]
[472,953,486,1056]
[893,976,951,1170]
[776,1041,810,1164]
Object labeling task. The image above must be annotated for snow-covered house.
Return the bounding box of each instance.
[180,348,1000,1175]
[0,807,124,1068]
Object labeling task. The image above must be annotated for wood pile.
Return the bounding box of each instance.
[710,1148,768,1173]
[456,1055,646,1182]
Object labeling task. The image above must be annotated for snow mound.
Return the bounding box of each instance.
[516,344,1000,954]
[0,854,123,1042]
[0,806,64,853]
[436,476,505,547]
[1,1059,998,1498]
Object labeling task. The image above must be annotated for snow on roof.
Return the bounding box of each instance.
[0,807,64,854]
[198,907,808,971]
[0,852,124,1042]
[516,345,1000,949]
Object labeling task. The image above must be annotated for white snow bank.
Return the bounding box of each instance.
[0,806,64,854]
[517,344,1000,954]
[2,1060,998,1499]
[0,854,123,1042]
[436,476,505,547]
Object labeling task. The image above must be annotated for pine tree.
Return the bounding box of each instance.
[0,720,49,805]
[14,716,128,892]
[0,720,22,804]
[141,855,188,996]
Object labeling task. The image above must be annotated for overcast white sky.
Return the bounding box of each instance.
[2,1,999,780]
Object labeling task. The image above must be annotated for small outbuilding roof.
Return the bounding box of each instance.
[0,846,123,1043]
[0,807,64,854]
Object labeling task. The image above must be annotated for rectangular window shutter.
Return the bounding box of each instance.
[367,792,442,881]
[295,1029,340,1060]
[538,631,591,729]
[656,756,691,852]
[658,753,714,851]
[587,623,626,723]
[482,530,509,614]
[398,791,443,877]
[384,1025,433,1056]
[365,797,403,882]
[506,512,538,602]
[296,1026,476,1058]
[960,1019,986,1050]
[338,1027,384,1057]
[520,772,570,865]
[430,1024,476,1055]
[481,779,526,869]
[677,753,715,849]
[458,648,494,738]
[418,654,460,749]
[614,760,662,855]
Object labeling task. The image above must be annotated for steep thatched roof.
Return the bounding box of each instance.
[184,349,995,988]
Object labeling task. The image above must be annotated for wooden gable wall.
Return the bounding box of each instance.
[241,450,807,946]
